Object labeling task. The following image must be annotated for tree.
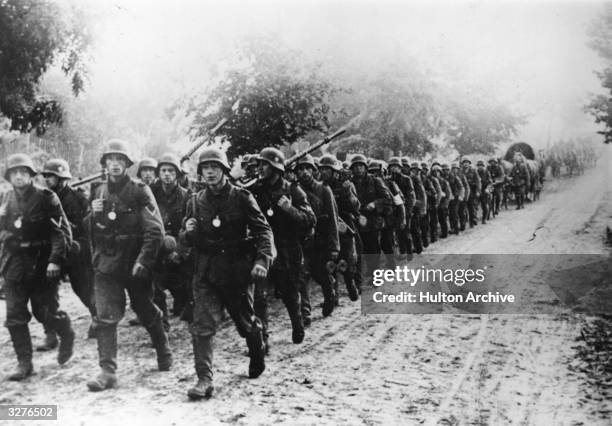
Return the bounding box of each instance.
[183,36,335,160]
[0,0,90,134]
[586,4,612,143]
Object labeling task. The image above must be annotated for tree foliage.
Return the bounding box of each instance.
[184,36,334,160]
[0,0,90,134]
[586,4,612,143]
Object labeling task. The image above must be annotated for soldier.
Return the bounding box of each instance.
[350,154,392,287]
[510,153,530,210]
[387,157,416,258]
[368,160,404,268]
[137,157,158,187]
[295,155,340,319]
[445,163,465,235]
[457,161,471,231]
[461,157,481,228]
[150,153,192,330]
[318,154,360,301]
[421,162,442,244]
[487,158,505,216]
[180,148,273,400]
[476,160,492,224]
[87,139,171,392]
[251,147,316,347]
[409,162,427,252]
[0,153,75,381]
[41,159,96,346]
[431,163,452,239]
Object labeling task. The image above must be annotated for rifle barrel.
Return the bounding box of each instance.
[181,117,228,161]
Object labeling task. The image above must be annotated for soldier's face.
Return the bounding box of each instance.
[105,155,128,177]
[246,164,258,178]
[389,165,401,175]
[319,167,333,182]
[43,174,60,189]
[139,168,156,185]
[200,162,224,186]
[9,167,32,188]
[258,161,274,179]
[351,164,366,177]
[296,165,313,181]
[462,162,470,170]
[159,165,177,185]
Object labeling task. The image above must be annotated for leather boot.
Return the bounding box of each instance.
[187,335,214,400]
[54,312,75,365]
[289,312,305,344]
[8,325,33,381]
[36,331,58,352]
[246,331,265,379]
[87,326,118,392]
[146,321,173,371]
[321,280,335,317]
[344,272,359,302]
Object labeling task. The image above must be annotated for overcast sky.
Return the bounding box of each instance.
[80,0,608,147]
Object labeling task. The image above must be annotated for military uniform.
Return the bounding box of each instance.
[458,169,470,231]
[252,147,316,346]
[1,154,75,380]
[388,158,416,256]
[510,158,530,209]
[409,165,427,253]
[461,159,481,227]
[433,163,453,239]
[487,159,505,216]
[87,140,171,392]
[445,164,465,235]
[421,164,442,244]
[476,161,492,223]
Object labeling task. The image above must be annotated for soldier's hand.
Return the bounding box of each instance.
[365,202,376,211]
[167,251,181,265]
[277,195,291,211]
[46,263,61,280]
[185,218,198,233]
[251,264,267,280]
[400,221,407,230]
[92,198,104,213]
[131,262,149,279]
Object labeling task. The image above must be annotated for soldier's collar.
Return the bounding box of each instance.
[107,174,130,193]
[14,182,35,201]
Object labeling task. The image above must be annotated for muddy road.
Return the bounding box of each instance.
[1,152,611,425]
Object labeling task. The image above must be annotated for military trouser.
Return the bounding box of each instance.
[93,271,164,373]
[410,212,424,254]
[358,230,382,286]
[153,261,191,329]
[449,200,460,234]
[459,200,468,231]
[380,227,396,268]
[419,212,429,248]
[467,193,479,226]
[255,244,303,343]
[491,185,503,215]
[302,241,336,316]
[513,184,526,209]
[65,248,96,319]
[337,230,358,297]
[396,214,413,255]
[189,252,263,382]
[437,205,449,238]
[480,193,490,223]
[428,206,438,243]
[4,275,62,329]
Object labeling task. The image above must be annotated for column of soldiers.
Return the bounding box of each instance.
[1,141,539,399]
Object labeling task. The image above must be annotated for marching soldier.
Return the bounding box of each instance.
[180,148,273,400]
[510,153,530,210]
[445,163,465,235]
[388,157,416,258]
[457,162,471,231]
[318,154,360,301]
[431,162,452,239]
[409,162,427,252]
[151,153,192,330]
[42,159,97,345]
[421,162,442,244]
[350,154,392,287]
[487,158,505,216]
[251,147,316,347]
[476,160,492,224]
[461,157,481,228]
[87,140,171,392]
[1,153,75,381]
[137,157,158,187]
[295,155,340,318]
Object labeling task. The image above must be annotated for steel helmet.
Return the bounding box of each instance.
[101,139,134,167]
[258,147,285,172]
[241,154,252,167]
[157,153,182,174]
[4,153,37,180]
[295,154,317,170]
[441,163,450,170]
[400,157,410,166]
[476,160,485,167]
[137,157,158,178]
[318,154,341,172]
[420,162,429,169]
[488,157,498,164]
[197,147,231,174]
[368,159,383,172]
[349,154,368,169]
[42,158,72,179]
[451,162,460,170]
[410,162,420,169]
[388,157,402,167]
[460,155,471,165]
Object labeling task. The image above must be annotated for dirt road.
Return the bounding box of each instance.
[1,151,611,425]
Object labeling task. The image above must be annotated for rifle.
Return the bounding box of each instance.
[180,117,228,163]
[71,170,107,188]
[240,125,348,188]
